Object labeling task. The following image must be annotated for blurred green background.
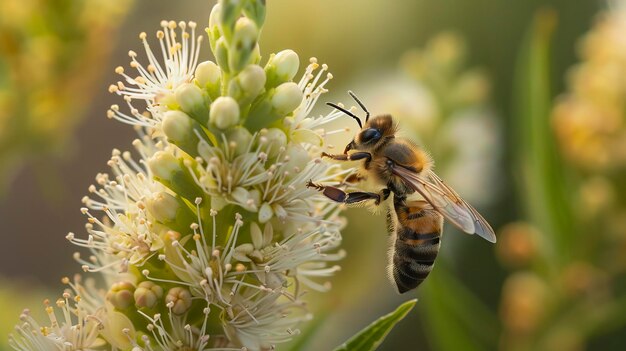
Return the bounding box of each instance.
[3,0,625,350]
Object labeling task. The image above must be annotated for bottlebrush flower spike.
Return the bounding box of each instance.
[10,1,352,350]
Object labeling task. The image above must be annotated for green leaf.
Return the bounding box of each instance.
[333,299,417,351]
[512,8,576,267]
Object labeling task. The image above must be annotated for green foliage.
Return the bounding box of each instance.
[512,9,575,267]
[333,299,417,351]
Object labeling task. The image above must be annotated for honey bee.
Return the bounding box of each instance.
[307,91,496,293]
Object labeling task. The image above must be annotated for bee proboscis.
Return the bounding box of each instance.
[308,91,496,293]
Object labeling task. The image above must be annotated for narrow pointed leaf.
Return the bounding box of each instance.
[512,9,575,265]
[333,299,417,351]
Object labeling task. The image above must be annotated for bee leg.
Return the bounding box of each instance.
[306,181,349,202]
[320,152,349,161]
[321,152,372,162]
[307,181,383,205]
[346,191,385,205]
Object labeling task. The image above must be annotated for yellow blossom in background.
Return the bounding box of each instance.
[551,1,626,259]
[496,222,541,269]
[552,2,626,171]
[0,0,133,191]
[499,272,548,338]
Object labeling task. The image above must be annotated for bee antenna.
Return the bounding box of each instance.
[348,90,370,122]
[326,102,362,129]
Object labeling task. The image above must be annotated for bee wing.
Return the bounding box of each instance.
[392,166,496,243]
[426,170,496,242]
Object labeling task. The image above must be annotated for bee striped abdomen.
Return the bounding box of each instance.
[391,199,443,293]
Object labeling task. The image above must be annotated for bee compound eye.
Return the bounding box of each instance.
[360,128,382,143]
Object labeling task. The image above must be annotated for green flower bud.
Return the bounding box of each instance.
[271,82,303,115]
[207,3,222,53]
[265,50,299,88]
[174,83,210,125]
[234,16,258,42]
[146,191,179,222]
[195,61,221,86]
[242,0,266,28]
[175,83,204,112]
[148,151,204,201]
[238,64,266,98]
[218,0,243,36]
[228,63,266,102]
[165,287,193,315]
[162,110,192,143]
[208,3,221,29]
[146,191,196,233]
[274,50,299,82]
[134,281,164,309]
[195,60,221,99]
[147,151,179,181]
[210,96,240,129]
[229,17,259,72]
[162,110,202,156]
[106,281,135,310]
[215,37,230,74]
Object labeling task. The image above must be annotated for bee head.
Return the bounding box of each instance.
[328,91,396,154]
[348,114,396,151]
